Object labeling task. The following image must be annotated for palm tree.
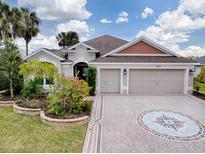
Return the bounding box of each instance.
[0,1,12,40]
[12,7,40,56]
[56,31,79,48]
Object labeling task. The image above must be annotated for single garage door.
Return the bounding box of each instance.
[100,69,120,93]
[129,69,184,94]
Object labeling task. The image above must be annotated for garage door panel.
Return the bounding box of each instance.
[100,69,120,93]
[129,69,184,94]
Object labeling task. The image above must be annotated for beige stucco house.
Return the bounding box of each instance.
[24,35,198,94]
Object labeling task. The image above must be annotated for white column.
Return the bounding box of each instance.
[184,69,189,94]
[43,77,46,85]
[97,67,100,94]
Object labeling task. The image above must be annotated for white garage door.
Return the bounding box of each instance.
[129,69,184,94]
[100,69,121,93]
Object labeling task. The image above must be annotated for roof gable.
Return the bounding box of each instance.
[68,42,97,52]
[116,41,166,55]
[103,36,180,57]
[24,48,65,61]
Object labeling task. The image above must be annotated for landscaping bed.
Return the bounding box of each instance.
[15,98,47,109]
[0,107,86,153]
[40,110,89,127]
[12,98,47,116]
[44,109,89,119]
[0,95,20,107]
[193,81,205,94]
[0,95,21,101]
[192,90,205,101]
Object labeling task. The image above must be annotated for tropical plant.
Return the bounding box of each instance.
[21,78,44,99]
[11,7,40,56]
[0,38,23,97]
[47,93,65,116]
[0,1,12,40]
[86,66,97,96]
[56,31,79,48]
[69,78,90,113]
[47,76,90,116]
[19,59,58,80]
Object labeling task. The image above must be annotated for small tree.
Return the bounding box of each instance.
[86,66,97,96]
[0,38,23,97]
[19,59,58,80]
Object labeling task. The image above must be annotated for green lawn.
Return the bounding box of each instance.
[194,81,205,94]
[0,107,86,153]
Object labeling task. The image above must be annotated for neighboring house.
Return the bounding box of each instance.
[195,56,205,77]
[197,56,205,65]
[24,35,198,94]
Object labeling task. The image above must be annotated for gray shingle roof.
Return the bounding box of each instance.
[91,56,195,63]
[84,35,128,56]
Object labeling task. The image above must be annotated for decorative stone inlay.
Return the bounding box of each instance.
[153,114,185,132]
[137,110,205,141]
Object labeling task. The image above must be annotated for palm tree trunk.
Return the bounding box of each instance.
[26,41,28,56]
[9,79,14,98]
[1,31,5,41]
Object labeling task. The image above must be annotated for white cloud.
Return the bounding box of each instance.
[138,0,205,57]
[56,20,94,40]
[100,18,112,23]
[17,0,92,21]
[15,34,59,57]
[116,11,128,23]
[141,7,154,19]
[15,20,94,56]
[179,46,205,57]
[56,20,93,34]
[178,0,205,16]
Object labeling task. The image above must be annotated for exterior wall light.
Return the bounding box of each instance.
[189,69,194,75]
[123,69,127,75]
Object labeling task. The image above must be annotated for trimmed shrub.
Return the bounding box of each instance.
[47,93,65,116]
[47,76,90,116]
[86,66,96,96]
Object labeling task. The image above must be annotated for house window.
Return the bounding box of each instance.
[43,77,54,85]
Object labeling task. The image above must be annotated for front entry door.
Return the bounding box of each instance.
[74,62,88,80]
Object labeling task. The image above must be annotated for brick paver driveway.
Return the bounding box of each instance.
[83,95,205,153]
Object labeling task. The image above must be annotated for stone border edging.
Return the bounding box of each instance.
[13,103,41,116]
[40,110,89,127]
[82,95,103,153]
[0,101,14,107]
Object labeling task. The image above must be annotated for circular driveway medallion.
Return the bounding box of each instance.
[137,110,205,141]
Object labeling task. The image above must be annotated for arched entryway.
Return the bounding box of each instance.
[74,62,88,80]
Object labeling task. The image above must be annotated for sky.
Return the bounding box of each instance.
[4,0,205,57]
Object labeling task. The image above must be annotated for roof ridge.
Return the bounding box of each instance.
[83,34,128,43]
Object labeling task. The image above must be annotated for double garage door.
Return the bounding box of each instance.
[100,69,184,94]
